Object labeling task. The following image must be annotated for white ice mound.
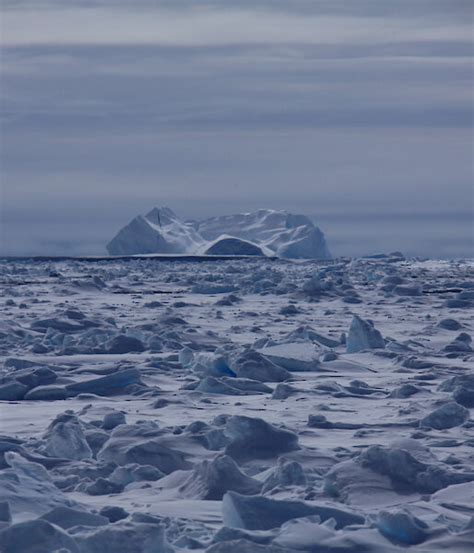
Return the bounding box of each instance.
[0,519,80,553]
[0,453,79,519]
[222,491,364,530]
[224,415,299,462]
[107,207,331,259]
[73,520,172,553]
[42,412,93,461]
[107,206,203,255]
[97,421,191,474]
[177,455,262,499]
[257,342,322,372]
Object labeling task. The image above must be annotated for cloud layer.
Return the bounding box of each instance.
[1,1,473,255]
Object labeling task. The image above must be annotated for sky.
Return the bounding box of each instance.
[1,0,473,257]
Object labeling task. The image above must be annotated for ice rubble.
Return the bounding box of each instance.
[72,519,172,553]
[0,452,79,519]
[107,207,331,259]
[376,510,430,545]
[0,517,174,553]
[346,315,385,353]
[0,255,473,552]
[196,377,249,396]
[222,491,364,530]
[66,368,145,397]
[419,401,470,430]
[176,455,262,500]
[325,440,474,498]
[40,505,108,529]
[224,415,299,462]
[260,457,307,492]
[96,422,192,474]
[43,412,93,460]
[0,519,81,553]
[231,349,291,382]
[439,374,474,407]
[257,343,322,371]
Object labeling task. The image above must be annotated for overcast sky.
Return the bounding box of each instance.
[1,0,473,256]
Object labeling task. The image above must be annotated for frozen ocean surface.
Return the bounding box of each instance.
[0,255,473,552]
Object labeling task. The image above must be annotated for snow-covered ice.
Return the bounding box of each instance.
[0,254,473,551]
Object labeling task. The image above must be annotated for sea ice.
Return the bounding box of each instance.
[66,368,144,397]
[177,455,262,500]
[0,519,80,553]
[97,422,191,474]
[0,453,79,519]
[222,492,364,530]
[1,255,473,551]
[257,343,322,372]
[224,415,299,462]
[40,506,108,529]
[231,350,291,382]
[419,401,470,430]
[346,315,385,353]
[43,413,93,461]
[376,509,429,545]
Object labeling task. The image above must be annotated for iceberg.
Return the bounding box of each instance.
[107,207,331,259]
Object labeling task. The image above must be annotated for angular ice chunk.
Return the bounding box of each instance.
[376,510,429,545]
[222,492,364,530]
[0,520,80,553]
[419,401,469,430]
[178,455,262,500]
[43,413,92,461]
[225,415,299,462]
[346,315,385,353]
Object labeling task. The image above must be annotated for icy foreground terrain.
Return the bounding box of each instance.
[0,255,473,552]
[107,208,331,260]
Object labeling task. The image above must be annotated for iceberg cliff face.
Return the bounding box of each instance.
[106,208,203,255]
[107,207,331,259]
[196,209,331,259]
